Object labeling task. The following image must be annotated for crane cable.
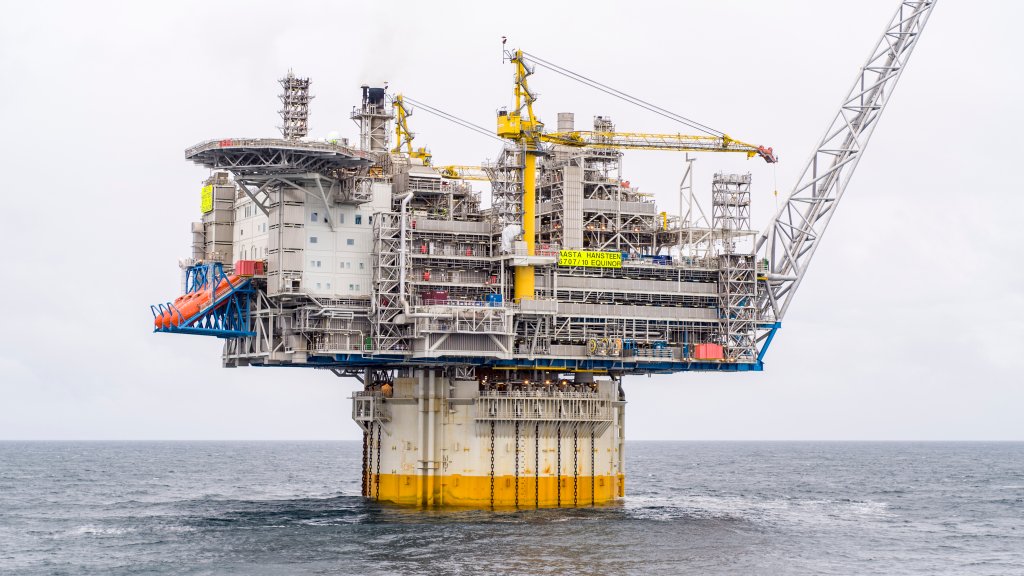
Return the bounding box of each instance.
[403,54,729,143]
[773,163,780,212]
[520,51,724,138]
[400,96,505,143]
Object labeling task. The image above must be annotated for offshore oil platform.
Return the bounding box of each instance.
[152,1,934,507]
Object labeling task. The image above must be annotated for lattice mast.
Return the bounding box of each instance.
[713,173,757,362]
[756,1,936,323]
[279,70,312,140]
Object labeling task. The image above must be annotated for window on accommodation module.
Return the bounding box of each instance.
[355,214,362,225]
[310,236,318,244]
[339,213,345,224]
[359,262,365,270]
[345,262,351,269]
[310,212,318,222]
[316,282,321,289]
[346,238,354,246]
[349,283,354,291]
[326,282,331,290]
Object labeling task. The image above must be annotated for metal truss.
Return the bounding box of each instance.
[371,212,409,353]
[711,173,752,234]
[279,71,312,140]
[152,262,255,339]
[483,145,525,240]
[756,1,936,322]
[187,139,370,175]
[223,287,279,364]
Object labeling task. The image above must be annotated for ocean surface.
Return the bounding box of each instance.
[1,442,1021,575]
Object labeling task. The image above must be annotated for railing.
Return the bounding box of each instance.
[185,137,373,160]
[351,392,390,429]
[312,340,366,353]
[479,389,600,399]
[513,243,561,257]
[417,318,511,334]
[417,299,516,310]
[633,348,675,359]
[475,394,613,422]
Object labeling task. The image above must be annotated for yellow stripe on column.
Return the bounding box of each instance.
[370,473,624,508]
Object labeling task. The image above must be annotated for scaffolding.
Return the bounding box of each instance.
[484,145,525,243]
[712,173,757,362]
[279,71,312,140]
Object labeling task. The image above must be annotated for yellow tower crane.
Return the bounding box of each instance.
[392,94,432,165]
[539,131,776,163]
[391,95,493,181]
[496,49,543,302]
[435,165,491,181]
[495,46,777,301]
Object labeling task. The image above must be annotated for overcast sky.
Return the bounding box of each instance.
[1,0,1021,441]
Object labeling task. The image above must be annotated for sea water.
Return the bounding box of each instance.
[1,441,1021,575]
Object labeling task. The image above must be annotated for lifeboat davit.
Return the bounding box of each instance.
[155,275,241,329]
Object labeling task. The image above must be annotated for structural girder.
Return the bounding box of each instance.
[756,1,936,323]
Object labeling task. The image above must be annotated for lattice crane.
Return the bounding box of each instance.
[540,130,777,163]
[435,165,490,181]
[392,94,432,165]
[756,0,936,335]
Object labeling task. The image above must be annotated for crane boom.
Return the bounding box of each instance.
[435,165,490,181]
[392,94,432,164]
[757,0,936,324]
[541,131,777,163]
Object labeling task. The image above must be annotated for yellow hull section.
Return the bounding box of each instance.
[368,473,625,508]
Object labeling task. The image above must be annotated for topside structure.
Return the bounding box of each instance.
[153,1,935,507]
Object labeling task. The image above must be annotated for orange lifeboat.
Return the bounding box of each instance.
[159,289,205,328]
[162,290,204,328]
[159,275,242,329]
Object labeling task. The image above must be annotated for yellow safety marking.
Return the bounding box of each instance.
[368,473,625,508]
[200,185,213,214]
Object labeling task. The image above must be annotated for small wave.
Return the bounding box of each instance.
[64,524,134,537]
[622,493,893,524]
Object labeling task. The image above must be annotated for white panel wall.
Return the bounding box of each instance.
[232,196,269,263]
[301,182,392,297]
